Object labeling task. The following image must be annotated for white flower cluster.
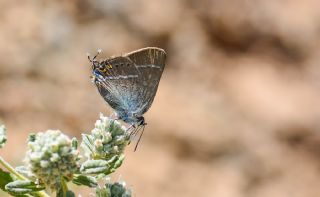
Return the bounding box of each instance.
[25,130,79,191]
[82,114,130,160]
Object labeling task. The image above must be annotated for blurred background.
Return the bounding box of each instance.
[1,0,320,196]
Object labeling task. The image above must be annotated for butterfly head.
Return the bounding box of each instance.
[87,49,103,71]
[88,50,109,82]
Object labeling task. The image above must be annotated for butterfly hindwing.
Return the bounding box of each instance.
[125,47,166,115]
[93,47,166,120]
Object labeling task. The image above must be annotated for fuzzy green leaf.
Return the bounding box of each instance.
[80,160,110,174]
[104,154,125,175]
[71,138,78,149]
[81,134,95,155]
[5,180,45,195]
[80,155,125,175]
[0,168,14,191]
[72,174,98,188]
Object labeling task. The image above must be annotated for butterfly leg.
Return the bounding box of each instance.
[134,124,146,151]
[126,124,137,145]
[127,124,137,138]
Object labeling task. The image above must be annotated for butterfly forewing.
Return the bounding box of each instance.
[95,56,139,114]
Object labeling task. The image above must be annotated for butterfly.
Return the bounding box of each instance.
[88,47,166,149]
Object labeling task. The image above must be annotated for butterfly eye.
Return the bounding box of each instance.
[98,65,105,71]
[92,61,99,70]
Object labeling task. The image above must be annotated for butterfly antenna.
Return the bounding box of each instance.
[93,49,102,60]
[134,125,145,152]
[87,52,92,62]
[87,49,102,62]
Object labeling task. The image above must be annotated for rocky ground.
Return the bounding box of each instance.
[1,0,320,196]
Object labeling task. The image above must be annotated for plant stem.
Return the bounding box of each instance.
[0,157,27,180]
[0,156,50,197]
[60,176,68,197]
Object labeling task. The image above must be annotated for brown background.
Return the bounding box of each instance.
[1,0,320,196]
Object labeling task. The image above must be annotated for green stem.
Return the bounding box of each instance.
[60,176,68,197]
[0,156,27,180]
[0,156,50,197]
